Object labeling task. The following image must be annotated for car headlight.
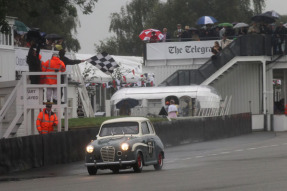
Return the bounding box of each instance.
[86,145,94,153]
[121,143,129,151]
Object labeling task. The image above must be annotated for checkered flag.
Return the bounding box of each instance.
[86,52,119,75]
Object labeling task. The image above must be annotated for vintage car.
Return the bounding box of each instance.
[85,117,165,175]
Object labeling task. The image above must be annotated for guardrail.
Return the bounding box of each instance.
[0,113,251,175]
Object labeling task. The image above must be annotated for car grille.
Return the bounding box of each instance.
[100,146,115,162]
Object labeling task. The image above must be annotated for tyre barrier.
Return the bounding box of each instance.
[0,113,251,175]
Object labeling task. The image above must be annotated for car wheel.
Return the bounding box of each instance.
[154,152,163,170]
[133,153,143,173]
[87,166,98,175]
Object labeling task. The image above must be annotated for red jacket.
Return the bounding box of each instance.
[36,109,58,134]
[42,56,66,84]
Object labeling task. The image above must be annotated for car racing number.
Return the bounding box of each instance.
[147,141,154,156]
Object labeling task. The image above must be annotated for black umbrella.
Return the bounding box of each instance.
[251,14,276,24]
[116,98,139,109]
[45,33,62,40]
[262,10,280,19]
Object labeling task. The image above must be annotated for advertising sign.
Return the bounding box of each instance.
[146,40,216,60]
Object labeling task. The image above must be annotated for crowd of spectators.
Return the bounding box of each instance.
[150,21,287,55]
[14,30,64,51]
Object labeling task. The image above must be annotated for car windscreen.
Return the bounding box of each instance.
[99,122,139,137]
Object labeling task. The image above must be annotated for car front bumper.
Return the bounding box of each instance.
[85,160,136,167]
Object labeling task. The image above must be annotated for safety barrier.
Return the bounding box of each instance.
[0,113,251,175]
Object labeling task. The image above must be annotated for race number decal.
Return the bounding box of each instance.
[147,141,154,155]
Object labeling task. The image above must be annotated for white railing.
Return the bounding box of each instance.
[0,71,69,138]
[0,25,14,48]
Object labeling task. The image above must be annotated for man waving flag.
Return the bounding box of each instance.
[86,52,119,75]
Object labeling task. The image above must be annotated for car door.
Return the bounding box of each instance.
[141,121,156,161]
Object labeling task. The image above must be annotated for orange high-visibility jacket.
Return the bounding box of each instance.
[42,56,66,84]
[39,54,46,84]
[36,109,58,134]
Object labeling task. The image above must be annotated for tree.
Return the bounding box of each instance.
[96,0,161,56]
[0,0,98,51]
[95,0,266,56]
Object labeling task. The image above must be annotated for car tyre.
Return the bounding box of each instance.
[154,152,163,170]
[133,153,143,173]
[87,166,98,175]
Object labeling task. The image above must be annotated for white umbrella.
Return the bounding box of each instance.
[233,23,249,29]
[196,16,218,25]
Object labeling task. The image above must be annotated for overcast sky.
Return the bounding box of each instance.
[76,0,287,54]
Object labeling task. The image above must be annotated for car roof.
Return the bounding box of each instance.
[101,117,149,125]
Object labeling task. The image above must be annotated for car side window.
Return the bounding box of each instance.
[147,121,155,134]
[141,122,150,135]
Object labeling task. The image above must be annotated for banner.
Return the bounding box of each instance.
[15,48,74,71]
[146,40,217,60]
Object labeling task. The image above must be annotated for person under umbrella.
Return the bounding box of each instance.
[274,22,286,55]
[248,22,260,34]
[149,31,159,43]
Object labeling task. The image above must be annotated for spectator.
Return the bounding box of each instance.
[248,22,260,34]
[26,42,42,84]
[173,24,183,41]
[259,22,268,34]
[205,24,215,40]
[168,100,178,118]
[36,102,58,134]
[161,28,171,42]
[191,30,200,41]
[42,53,66,104]
[181,25,191,41]
[55,39,64,51]
[211,41,222,56]
[219,26,226,39]
[221,34,232,49]
[149,31,159,43]
[274,22,286,55]
[119,101,131,116]
[45,39,54,50]
[214,26,220,39]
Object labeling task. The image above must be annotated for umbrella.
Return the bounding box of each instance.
[14,20,30,35]
[196,16,218,25]
[26,28,42,42]
[218,23,233,27]
[116,98,139,109]
[45,33,62,40]
[233,22,249,29]
[251,14,276,24]
[284,23,287,28]
[139,29,164,41]
[262,10,280,19]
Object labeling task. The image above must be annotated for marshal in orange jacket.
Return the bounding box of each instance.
[42,55,66,84]
[36,108,58,134]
